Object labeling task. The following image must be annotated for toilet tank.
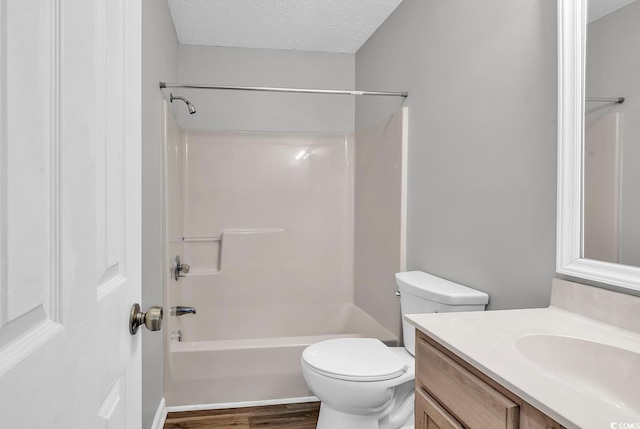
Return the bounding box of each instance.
[396,271,489,355]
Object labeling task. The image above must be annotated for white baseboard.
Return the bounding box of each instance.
[166,396,319,413]
[151,398,167,429]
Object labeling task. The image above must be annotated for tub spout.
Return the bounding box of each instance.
[171,306,196,316]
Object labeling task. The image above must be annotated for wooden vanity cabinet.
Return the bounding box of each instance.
[415,331,566,429]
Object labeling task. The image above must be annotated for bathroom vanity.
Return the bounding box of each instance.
[414,330,563,429]
[407,278,640,429]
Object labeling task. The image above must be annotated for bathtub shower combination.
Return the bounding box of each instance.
[162,87,408,407]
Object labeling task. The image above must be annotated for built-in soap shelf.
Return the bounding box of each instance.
[182,235,222,275]
[181,229,284,276]
[182,236,222,243]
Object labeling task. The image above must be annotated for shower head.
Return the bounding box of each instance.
[169,93,197,115]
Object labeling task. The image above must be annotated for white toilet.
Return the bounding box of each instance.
[301,271,489,429]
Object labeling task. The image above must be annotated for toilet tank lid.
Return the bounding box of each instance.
[395,271,489,306]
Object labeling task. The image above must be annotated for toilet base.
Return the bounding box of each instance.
[316,404,380,429]
[316,404,414,429]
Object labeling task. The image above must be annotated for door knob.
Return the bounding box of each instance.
[129,303,163,335]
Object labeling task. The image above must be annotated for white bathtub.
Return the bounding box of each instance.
[164,303,398,407]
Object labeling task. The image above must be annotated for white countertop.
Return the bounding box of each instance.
[406,307,640,429]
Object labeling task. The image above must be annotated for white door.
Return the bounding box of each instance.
[0,0,143,428]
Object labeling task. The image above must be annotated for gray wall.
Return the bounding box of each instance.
[142,0,178,427]
[356,0,558,310]
[586,1,640,267]
[176,45,355,132]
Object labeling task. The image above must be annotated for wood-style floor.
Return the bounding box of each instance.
[163,402,320,429]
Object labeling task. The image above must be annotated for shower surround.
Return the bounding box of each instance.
[163,103,406,406]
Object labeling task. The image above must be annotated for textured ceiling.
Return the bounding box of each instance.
[167,0,404,53]
[588,0,638,22]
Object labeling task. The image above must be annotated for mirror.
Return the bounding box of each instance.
[584,0,640,266]
[557,0,640,292]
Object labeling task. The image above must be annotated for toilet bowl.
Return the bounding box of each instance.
[301,271,489,429]
[302,338,415,429]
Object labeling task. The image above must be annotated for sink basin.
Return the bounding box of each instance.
[516,334,640,410]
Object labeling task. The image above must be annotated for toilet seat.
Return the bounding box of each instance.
[302,338,407,382]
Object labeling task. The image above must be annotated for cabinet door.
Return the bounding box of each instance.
[417,334,519,428]
[416,388,464,429]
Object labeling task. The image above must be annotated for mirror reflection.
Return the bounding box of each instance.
[583,0,640,267]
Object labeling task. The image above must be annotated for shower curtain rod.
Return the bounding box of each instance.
[586,96,625,104]
[159,82,408,98]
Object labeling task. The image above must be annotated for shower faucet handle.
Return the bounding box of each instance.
[172,255,190,281]
[178,262,190,275]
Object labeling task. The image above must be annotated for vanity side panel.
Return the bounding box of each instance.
[519,403,566,429]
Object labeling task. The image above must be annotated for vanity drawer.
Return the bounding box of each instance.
[416,334,519,429]
[416,387,464,429]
